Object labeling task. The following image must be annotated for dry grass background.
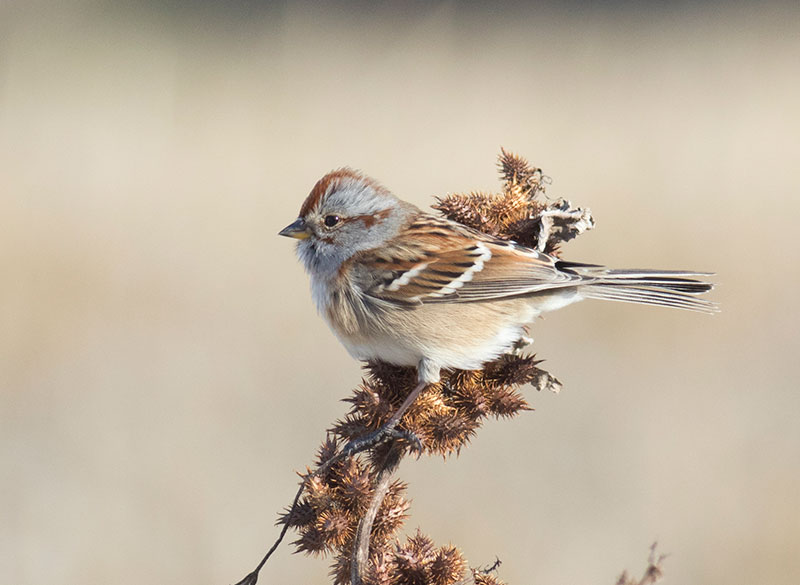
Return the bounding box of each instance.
[1,2,799,584]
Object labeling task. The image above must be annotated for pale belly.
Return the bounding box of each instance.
[323,286,583,382]
[333,314,531,378]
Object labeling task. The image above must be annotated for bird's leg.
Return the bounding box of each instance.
[342,380,427,456]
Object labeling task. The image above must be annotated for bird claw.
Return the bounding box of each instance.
[342,425,423,458]
[394,428,423,457]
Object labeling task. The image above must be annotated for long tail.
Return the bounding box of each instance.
[559,262,718,314]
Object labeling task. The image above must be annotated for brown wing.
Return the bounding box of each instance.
[353,215,587,306]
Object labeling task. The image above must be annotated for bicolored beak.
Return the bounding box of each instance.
[279,217,311,240]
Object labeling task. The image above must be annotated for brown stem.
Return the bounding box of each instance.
[616,543,666,585]
[231,438,398,585]
[350,445,403,585]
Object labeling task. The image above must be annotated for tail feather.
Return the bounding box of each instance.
[596,278,712,294]
[560,264,718,314]
[582,284,718,313]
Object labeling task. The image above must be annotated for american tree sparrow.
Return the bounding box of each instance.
[280,169,715,450]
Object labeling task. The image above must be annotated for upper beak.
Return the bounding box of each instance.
[278,217,312,239]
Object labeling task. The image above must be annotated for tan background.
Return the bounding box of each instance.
[2,2,799,584]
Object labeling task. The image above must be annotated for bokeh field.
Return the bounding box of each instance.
[2,2,799,584]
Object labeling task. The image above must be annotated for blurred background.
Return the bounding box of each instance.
[2,1,799,584]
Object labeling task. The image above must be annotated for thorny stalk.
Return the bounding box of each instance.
[351,446,402,585]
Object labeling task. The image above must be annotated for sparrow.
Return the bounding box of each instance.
[280,168,715,449]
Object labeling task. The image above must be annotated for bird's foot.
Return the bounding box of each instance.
[342,424,422,458]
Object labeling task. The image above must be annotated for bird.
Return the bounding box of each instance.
[279,168,716,452]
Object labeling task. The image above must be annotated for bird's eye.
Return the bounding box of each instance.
[324,215,340,227]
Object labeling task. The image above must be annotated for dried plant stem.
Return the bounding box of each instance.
[535,207,594,252]
[615,544,666,585]
[232,441,390,585]
[231,481,307,585]
[351,446,403,585]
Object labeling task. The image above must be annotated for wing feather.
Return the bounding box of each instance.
[351,215,586,305]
